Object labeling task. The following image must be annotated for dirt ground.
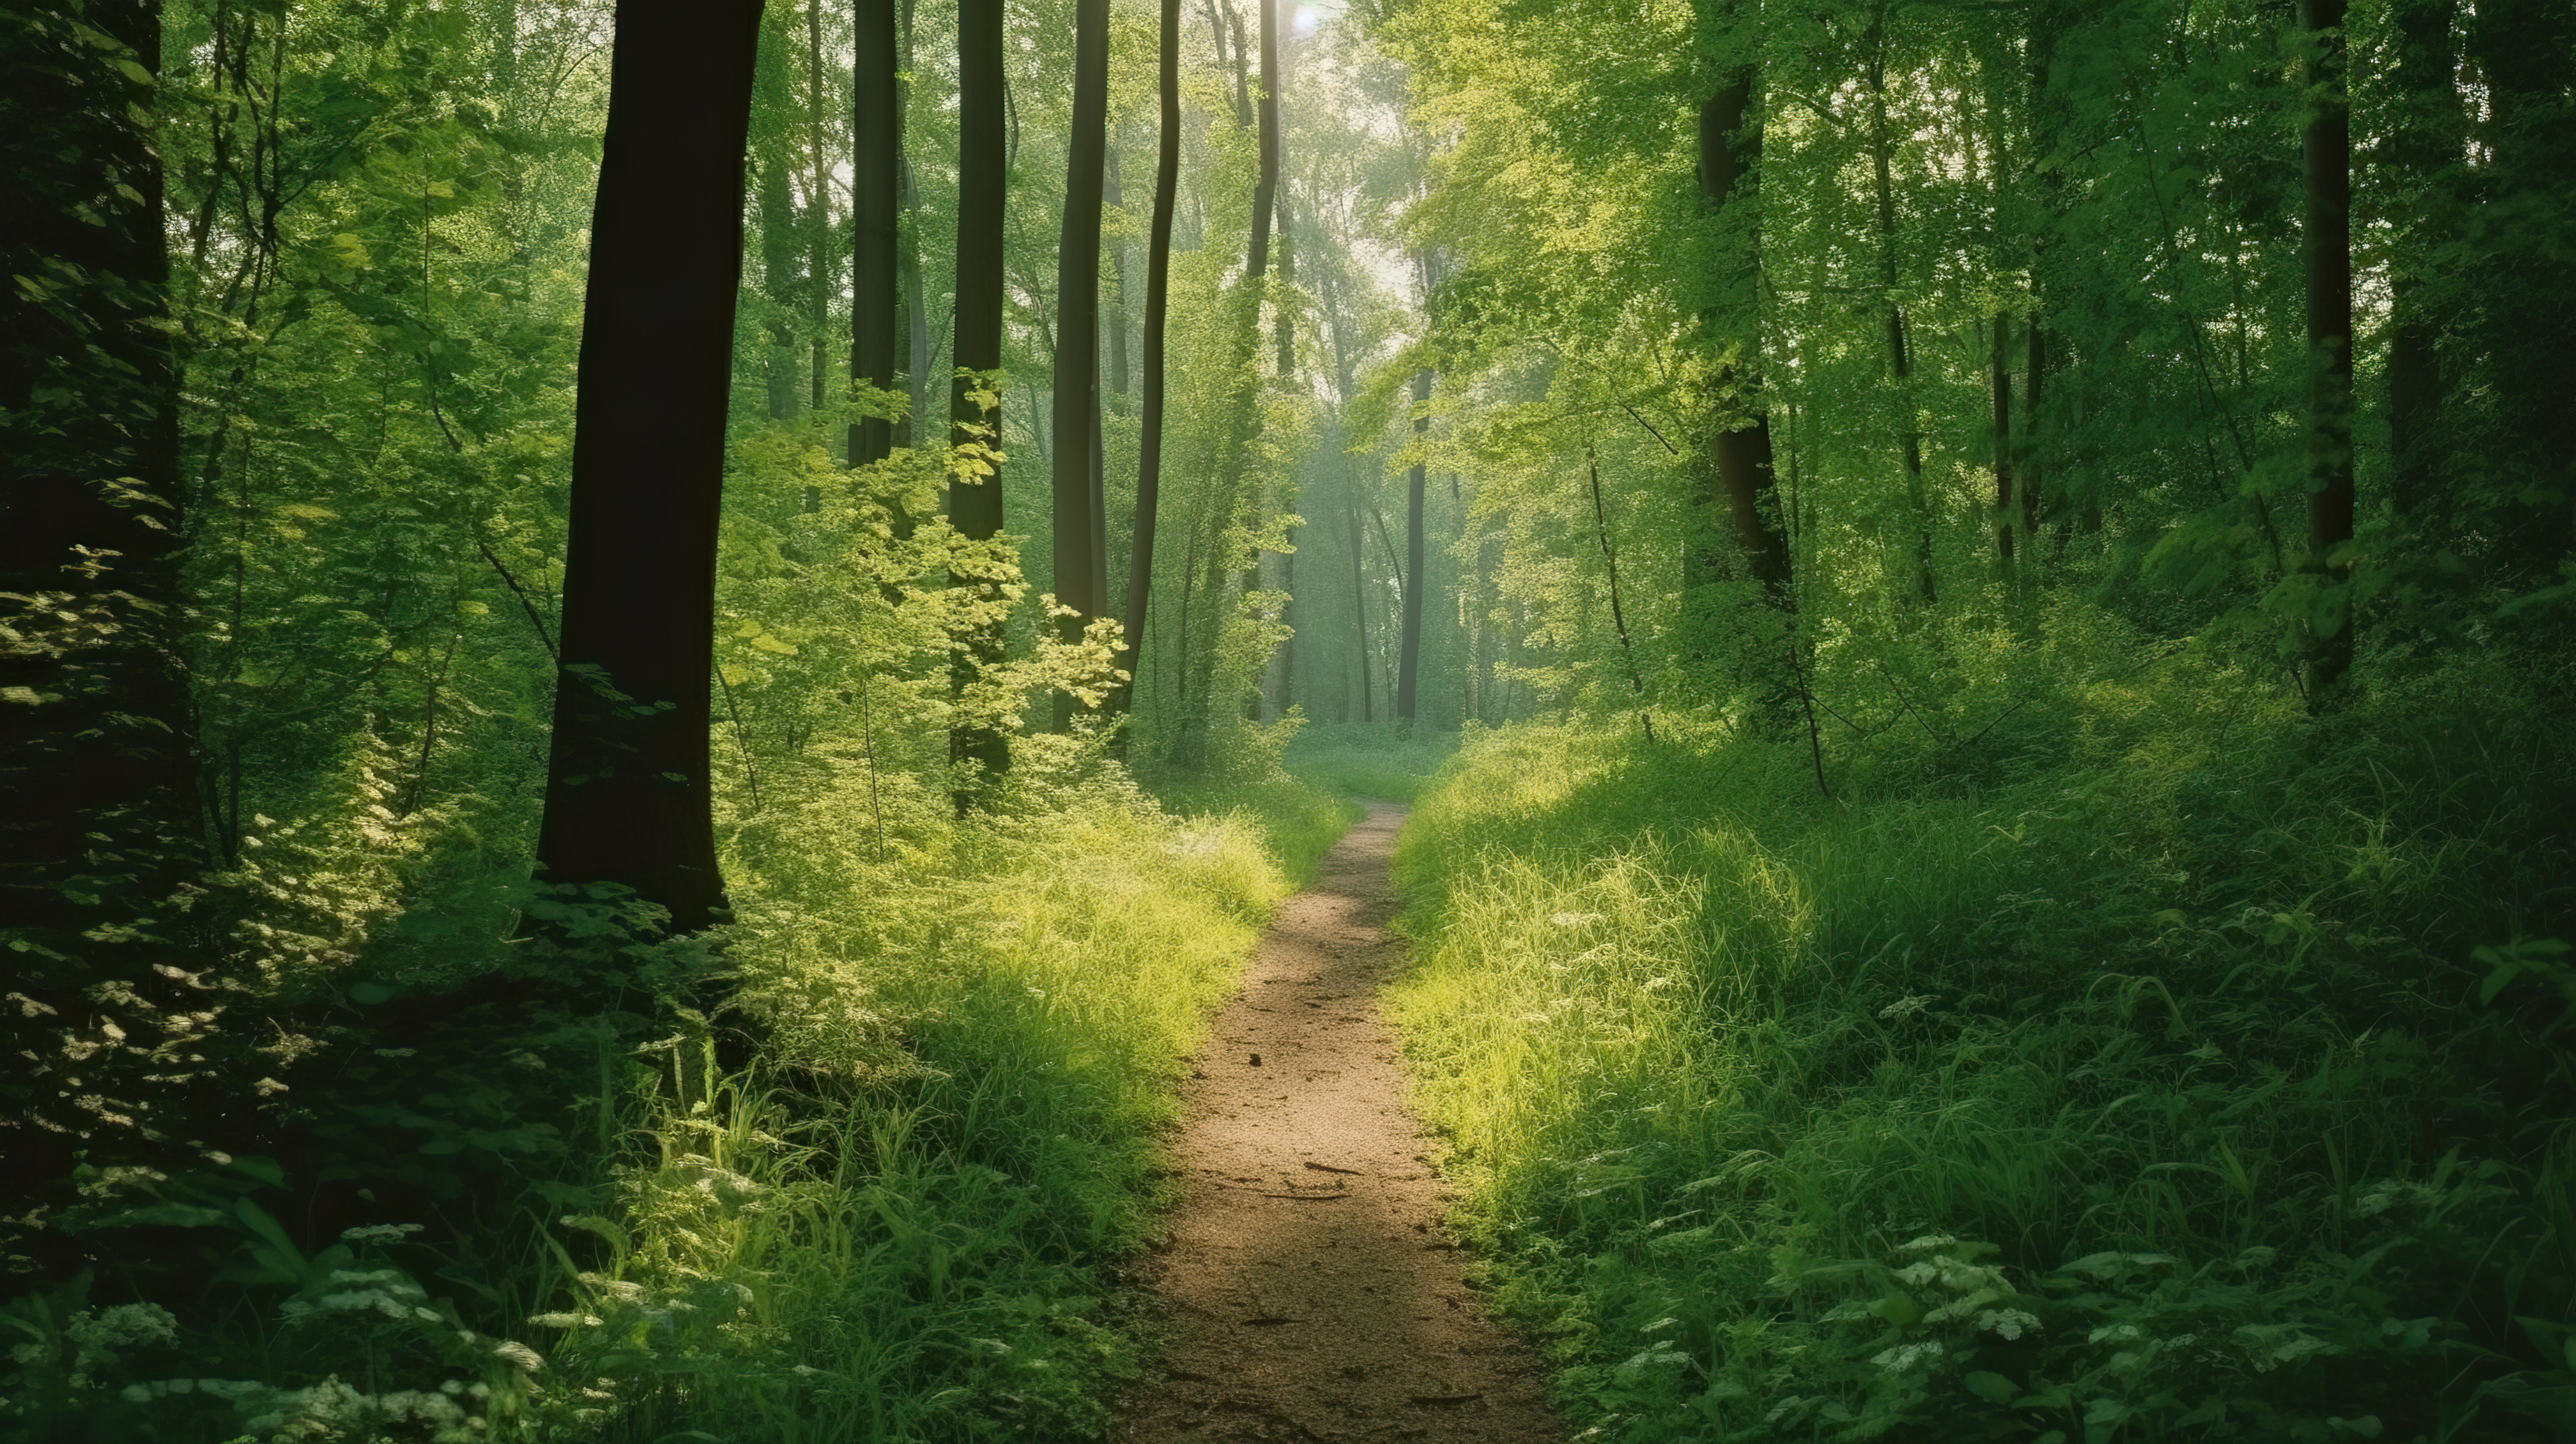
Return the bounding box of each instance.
[1113,803,1565,1443]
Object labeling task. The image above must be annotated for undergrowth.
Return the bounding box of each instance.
[1385,608,2575,1443]
[1282,721,1461,803]
[4,747,1341,1443]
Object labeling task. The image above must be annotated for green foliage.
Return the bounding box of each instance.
[1386,614,2574,1442]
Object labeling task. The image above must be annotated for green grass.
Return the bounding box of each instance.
[1282,721,1461,803]
[1,753,1349,1444]
[540,779,1334,1442]
[1384,635,2575,1442]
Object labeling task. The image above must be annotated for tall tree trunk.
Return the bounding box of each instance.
[535,0,764,934]
[1697,68,1792,611]
[2300,0,2354,698]
[1992,310,2016,563]
[2386,0,2455,526]
[806,0,831,418]
[1105,0,1181,740]
[1177,0,1282,759]
[850,0,901,467]
[948,0,1008,805]
[1,0,206,1215]
[1395,367,1430,724]
[1865,6,1934,605]
[2467,0,2576,581]
[1349,501,1375,723]
[900,161,932,448]
[1106,146,1131,404]
[1051,0,1110,729]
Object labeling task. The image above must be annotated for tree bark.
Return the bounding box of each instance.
[1865,7,1934,604]
[534,0,764,934]
[1697,70,1792,611]
[1349,500,1374,723]
[0,0,205,1206]
[1105,0,1182,740]
[851,0,901,467]
[1051,0,1110,728]
[1395,367,1430,724]
[2385,0,2454,525]
[2300,0,2354,698]
[948,0,1009,802]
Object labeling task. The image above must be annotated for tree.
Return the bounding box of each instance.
[1051,0,1112,728]
[1395,364,1430,722]
[0,0,209,1229]
[1696,46,1792,615]
[852,0,903,467]
[947,0,1010,803]
[1104,0,1182,740]
[533,0,765,935]
[2299,0,2352,698]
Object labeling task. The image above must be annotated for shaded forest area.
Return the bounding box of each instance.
[2,0,2569,1438]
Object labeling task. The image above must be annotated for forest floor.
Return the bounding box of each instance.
[1112,803,1565,1444]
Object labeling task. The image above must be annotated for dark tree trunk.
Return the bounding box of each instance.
[534,0,764,935]
[851,0,901,467]
[0,0,206,1213]
[1395,367,1430,723]
[2386,0,2455,525]
[2467,0,2576,582]
[2301,0,2354,698]
[1865,8,1934,604]
[1051,0,1110,728]
[948,0,1009,803]
[1697,70,1792,610]
[806,0,831,417]
[1105,0,1182,739]
[1349,501,1374,723]
[1993,310,2016,562]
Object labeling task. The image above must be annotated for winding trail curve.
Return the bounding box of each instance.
[1115,803,1564,1443]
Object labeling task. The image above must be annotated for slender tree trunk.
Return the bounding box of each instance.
[1588,447,1654,740]
[1992,310,2016,563]
[1866,6,1934,605]
[2387,0,2455,526]
[1104,0,1181,740]
[1697,68,1792,611]
[948,0,1009,805]
[1349,500,1374,723]
[1050,0,1110,729]
[1395,367,1430,724]
[900,162,931,448]
[2467,0,2576,580]
[850,0,901,467]
[806,0,830,418]
[535,0,764,934]
[2301,0,2354,698]
[1106,146,1131,403]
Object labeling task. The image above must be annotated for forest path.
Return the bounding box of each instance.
[1112,802,1563,1443]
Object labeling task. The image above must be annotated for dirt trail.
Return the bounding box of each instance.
[1114,803,1563,1443]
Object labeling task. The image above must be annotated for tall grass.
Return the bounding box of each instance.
[533,785,1317,1442]
[1386,627,2574,1442]
[1283,721,1462,802]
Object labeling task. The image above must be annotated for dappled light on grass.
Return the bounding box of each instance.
[1383,627,2575,1442]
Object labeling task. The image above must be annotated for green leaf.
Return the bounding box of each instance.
[1964,1371,2015,1404]
[347,980,399,1005]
